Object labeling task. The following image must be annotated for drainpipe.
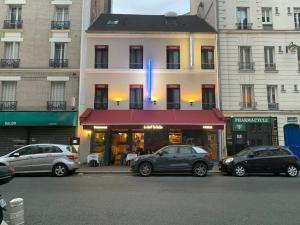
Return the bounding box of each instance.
[189,33,195,69]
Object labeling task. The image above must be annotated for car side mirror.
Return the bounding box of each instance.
[248,153,255,158]
[12,152,20,157]
[157,152,164,156]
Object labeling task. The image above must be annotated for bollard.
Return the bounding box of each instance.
[9,198,24,225]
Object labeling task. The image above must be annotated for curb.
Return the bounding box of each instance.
[77,170,221,175]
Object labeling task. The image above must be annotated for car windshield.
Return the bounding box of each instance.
[192,146,207,154]
[67,146,78,153]
[235,148,253,157]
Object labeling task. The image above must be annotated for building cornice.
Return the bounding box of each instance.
[0,68,79,73]
[86,33,216,39]
[223,111,300,115]
[220,29,300,34]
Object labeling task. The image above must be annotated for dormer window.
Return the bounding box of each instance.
[107,19,119,25]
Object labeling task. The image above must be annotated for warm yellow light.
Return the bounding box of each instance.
[115,97,122,102]
[94,126,108,130]
[203,126,213,130]
[151,96,158,101]
[85,130,92,136]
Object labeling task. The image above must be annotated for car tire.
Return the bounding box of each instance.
[286,164,298,177]
[53,163,68,177]
[139,162,152,177]
[193,162,208,177]
[234,164,246,177]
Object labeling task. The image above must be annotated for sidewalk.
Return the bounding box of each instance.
[77,164,220,174]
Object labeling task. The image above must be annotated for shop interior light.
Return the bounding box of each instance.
[203,125,213,130]
[94,126,108,130]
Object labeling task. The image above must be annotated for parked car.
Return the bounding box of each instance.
[0,144,80,177]
[0,160,14,185]
[219,146,300,177]
[131,145,214,177]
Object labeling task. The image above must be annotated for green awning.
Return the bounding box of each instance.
[0,111,78,127]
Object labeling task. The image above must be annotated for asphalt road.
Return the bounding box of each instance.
[1,173,300,225]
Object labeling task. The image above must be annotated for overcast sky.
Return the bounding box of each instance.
[112,0,190,15]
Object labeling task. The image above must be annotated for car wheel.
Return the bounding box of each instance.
[139,162,152,177]
[234,164,246,177]
[286,165,298,177]
[193,162,208,177]
[53,164,68,177]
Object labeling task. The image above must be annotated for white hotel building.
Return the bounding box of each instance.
[191,0,300,157]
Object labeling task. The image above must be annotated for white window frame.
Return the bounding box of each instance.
[8,5,22,21]
[236,7,249,24]
[4,42,19,59]
[267,85,278,104]
[264,46,275,68]
[294,8,300,29]
[50,81,65,102]
[241,85,254,109]
[1,81,17,101]
[54,6,69,22]
[262,8,272,24]
[50,42,67,60]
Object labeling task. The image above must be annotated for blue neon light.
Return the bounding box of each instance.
[147,59,152,101]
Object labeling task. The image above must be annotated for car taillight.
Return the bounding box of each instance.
[207,153,213,159]
[8,165,15,174]
[67,155,76,161]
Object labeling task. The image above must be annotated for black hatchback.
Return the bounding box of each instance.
[219,146,300,177]
[131,145,214,177]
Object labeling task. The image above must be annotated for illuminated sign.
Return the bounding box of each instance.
[94,126,108,130]
[144,125,164,130]
[203,126,213,130]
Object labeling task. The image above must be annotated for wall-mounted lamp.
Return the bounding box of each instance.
[85,130,92,136]
[115,98,122,106]
[151,97,157,105]
[189,101,194,106]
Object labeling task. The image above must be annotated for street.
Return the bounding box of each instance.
[1,173,300,225]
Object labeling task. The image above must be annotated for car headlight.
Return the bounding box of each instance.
[224,157,234,164]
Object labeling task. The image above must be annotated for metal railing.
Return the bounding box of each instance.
[129,63,143,69]
[47,101,66,111]
[130,102,143,110]
[0,101,17,111]
[0,59,20,68]
[167,102,181,109]
[51,21,70,30]
[167,63,180,69]
[239,62,255,70]
[95,63,108,69]
[201,63,215,70]
[94,102,108,110]
[202,102,216,110]
[49,59,68,68]
[265,63,277,71]
[236,23,253,30]
[268,103,279,110]
[3,20,23,29]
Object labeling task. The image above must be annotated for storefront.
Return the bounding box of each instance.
[80,109,225,165]
[0,111,78,155]
[226,117,278,155]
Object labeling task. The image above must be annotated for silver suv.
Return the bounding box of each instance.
[0,144,80,177]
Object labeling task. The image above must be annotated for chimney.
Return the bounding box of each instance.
[90,0,111,24]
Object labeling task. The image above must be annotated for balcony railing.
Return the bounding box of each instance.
[0,59,20,68]
[202,102,216,110]
[167,102,181,110]
[265,63,277,71]
[129,63,143,69]
[0,101,17,111]
[268,103,279,110]
[239,62,255,71]
[51,21,70,30]
[167,63,180,69]
[130,102,143,110]
[94,102,108,110]
[47,101,66,111]
[202,63,215,70]
[3,20,23,29]
[295,24,300,30]
[95,63,108,69]
[236,23,253,30]
[49,59,68,68]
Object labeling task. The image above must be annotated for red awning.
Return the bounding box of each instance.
[80,109,225,127]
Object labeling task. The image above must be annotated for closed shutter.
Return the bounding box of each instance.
[29,127,75,145]
[1,81,17,101]
[50,82,65,101]
[0,128,28,156]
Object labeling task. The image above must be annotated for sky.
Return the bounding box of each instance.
[112,0,190,15]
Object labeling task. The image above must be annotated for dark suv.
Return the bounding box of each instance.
[131,145,214,177]
[219,146,300,177]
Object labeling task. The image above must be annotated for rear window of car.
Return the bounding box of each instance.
[67,146,78,153]
[192,147,207,154]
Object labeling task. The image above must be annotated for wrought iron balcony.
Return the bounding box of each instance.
[0,101,17,111]
[167,63,180,69]
[49,59,68,68]
[47,101,66,111]
[51,21,70,30]
[265,63,277,71]
[239,62,255,71]
[129,63,143,69]
[95,63,108,69]
[236,22,253,30]
[0,59,20,68]
[130,102,143,110]
[202,63,215,70]
[202,102,216,110]
[94,102,108,110]
[167,102,181,110]
[268,103,279,110]
[3,20,23,29]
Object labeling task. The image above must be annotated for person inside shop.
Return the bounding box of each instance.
[120,148,128,166]
[137,147,145,156]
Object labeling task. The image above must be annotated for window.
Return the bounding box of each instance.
[267,85,278,110]
[4,42,19,59]
[295,8,300,29]
[0,81,17,111]
[264,47,276,70]
[236,7,251,29]
[241,85,254,109]
[201,46,215,69]
[95,45,108,69]
[167,85,180,109]
[14,146,37,156]
[130,85,143,110]
[48,82,66,111]
[202,85,216,110]
[239,46,254,70]
[54,6,69,22]
[179,146,194,154]
[162,146,178,154]
[94,85,108,110]
[50,43,68,68]
[4,5,22,29]
[271,148,291,156]
[129,46,143,69]
[166,46,180,69]
[298,47,300,70]
[254,150,272,157]
[262,8,272,29]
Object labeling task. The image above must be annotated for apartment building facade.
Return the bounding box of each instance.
[191,0,300,157]
[78,12,226,164]
[0,0,83,154]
